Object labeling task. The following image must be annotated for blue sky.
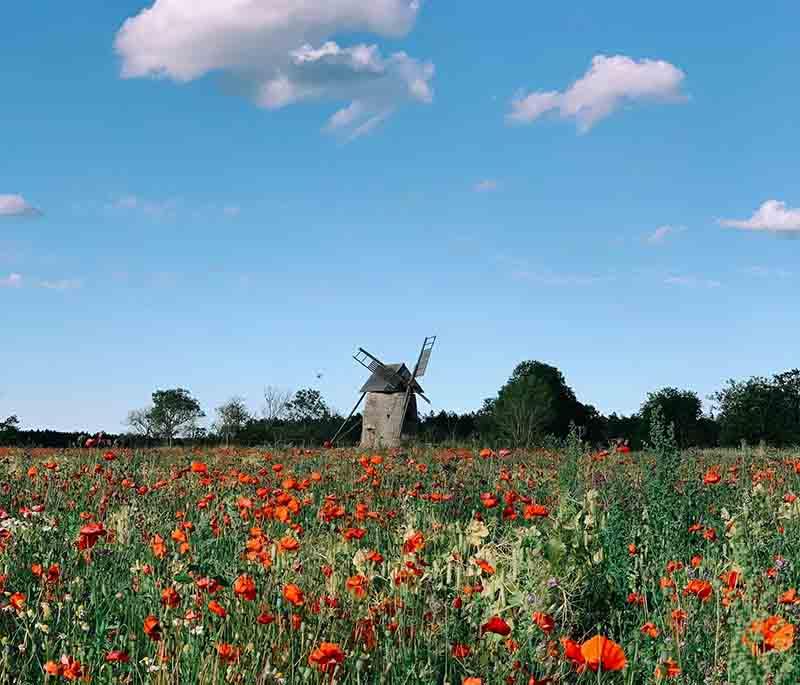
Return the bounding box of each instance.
[2,1,799,432]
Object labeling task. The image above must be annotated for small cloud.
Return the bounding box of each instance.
[742,266,792,279]
[508,54,687,133]
[223,205,241,218]
[107,195,177,219]
[720,200,800,233]
[0,194,42,218]
[39,279,82,291]
[512,269,609,287]
[0,273,23,288]
[473,179,500,193]
[647,224,686,245]
[664,275,721,288]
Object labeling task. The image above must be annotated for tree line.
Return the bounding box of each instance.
[2,364,799,448]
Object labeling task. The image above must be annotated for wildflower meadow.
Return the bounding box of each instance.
[2,423,799,684]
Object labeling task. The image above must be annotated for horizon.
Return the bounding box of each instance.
[3,1,799,433]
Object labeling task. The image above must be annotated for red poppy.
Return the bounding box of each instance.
[481,616,511,637]
[143,615,161,641]
[308,642,345,673]
[233,574,257,601]
[283,583,305,607]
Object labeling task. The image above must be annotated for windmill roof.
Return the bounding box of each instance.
[359,363,425,394]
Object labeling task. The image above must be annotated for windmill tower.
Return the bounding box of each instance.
[330,337,436,448]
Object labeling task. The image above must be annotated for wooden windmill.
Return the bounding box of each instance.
[330,336,436,448]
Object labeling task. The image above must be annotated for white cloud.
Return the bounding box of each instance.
[107,195,177,219]
[223,205,241,218]
[0,273,22,288]
[743,266,792,279]
[115,0,433,139]
[39,279,82,291]
[0,194,42,218]
[664,275,721,288]
[473,179,499,193]
[508,55,687,132]
[720,200,800,233]
[647,224,686,245]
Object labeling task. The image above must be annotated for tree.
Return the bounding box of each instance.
[263,386,292,424]
[215,396,251,446]
[492,363,557,445]
[490,361,593,445]
[640,387,702,447]
[712,370,800,445]
[286,388,331,422]
[0,415,20,445]
[125,408,155,439]
[128,388,205,446]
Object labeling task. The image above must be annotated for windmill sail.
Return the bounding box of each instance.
[413,336,436,378]
[354,348,407,391]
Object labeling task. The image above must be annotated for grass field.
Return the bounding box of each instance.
[2,435,799,684]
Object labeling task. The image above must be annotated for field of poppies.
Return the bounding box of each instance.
[2,429,800,684]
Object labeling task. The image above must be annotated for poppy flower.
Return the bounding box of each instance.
[44,656,87,681]
[523,503,549,519]
[9,592,26,612]
[143,615,161,641]
[683,579,713,602]
[532,612,554,633]
[641,622,659,638]
[655,659,681,679]
[308,642,345,673]
[346,574,369,600]
[216,643,241,663]
[278,535,300,553]
[463,679,483,685]
[150,534,167,559]
[233,574,257,601]
[703,468,722,485]
[77,522,107,550]
[160,586,181,608]
[481,616,511,637]
[208,600,227,618]
[283,583,305,607]
[452,643,472,658]
[105,651,130,663]
[563,635,626,673]
[743,616,795,655]
[403,531,425,555]
[474,559,495,575]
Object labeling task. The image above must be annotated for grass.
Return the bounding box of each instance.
[1,440,799,684]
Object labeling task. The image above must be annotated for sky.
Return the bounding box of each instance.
[2,1,800,432]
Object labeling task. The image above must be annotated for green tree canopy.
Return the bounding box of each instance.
[640,387,702,447]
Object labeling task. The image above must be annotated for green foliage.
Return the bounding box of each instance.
[713,369,800,446]
[640,386,703,447]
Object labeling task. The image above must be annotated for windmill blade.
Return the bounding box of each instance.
[394,336,436,441]
[413,336,436,378]
[353,347,406,390]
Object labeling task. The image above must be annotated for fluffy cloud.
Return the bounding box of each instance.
[115,0,433,139]
[647,225,686,245]
[720,200,800,233]
[508,55,687,132]
[0,194,41,218]
[0,273,22,288]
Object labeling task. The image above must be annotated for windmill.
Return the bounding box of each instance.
[330,336,436,448]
